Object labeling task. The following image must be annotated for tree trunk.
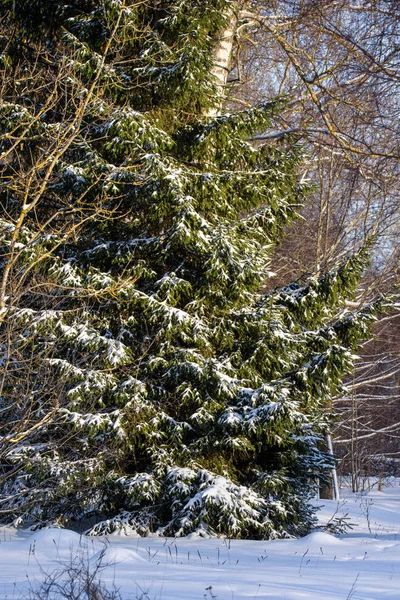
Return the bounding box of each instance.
[206,4,240,117]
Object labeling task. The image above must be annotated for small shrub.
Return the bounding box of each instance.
[28,546,121,600]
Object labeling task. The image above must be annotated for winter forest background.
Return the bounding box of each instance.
[0,0,399,538]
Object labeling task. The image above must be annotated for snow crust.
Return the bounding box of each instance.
[1,480,400,599]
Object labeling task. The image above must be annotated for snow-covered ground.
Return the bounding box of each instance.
[1,480,400,599]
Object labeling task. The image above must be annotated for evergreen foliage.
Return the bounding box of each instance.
[0,0,380,538]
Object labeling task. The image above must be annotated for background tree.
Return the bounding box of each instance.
[229,0,400,484]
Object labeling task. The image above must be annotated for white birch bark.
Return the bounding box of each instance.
[326,432,340,501]
[206,5,239,118]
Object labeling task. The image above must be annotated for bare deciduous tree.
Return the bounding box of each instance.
[227,0,400,486]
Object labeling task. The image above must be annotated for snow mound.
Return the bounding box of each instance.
[18,528,103,560]
[91,546,146,565]
[22,528,87,549]
[294,531,343,548]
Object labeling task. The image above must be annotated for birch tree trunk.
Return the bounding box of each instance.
[206,3,240,118]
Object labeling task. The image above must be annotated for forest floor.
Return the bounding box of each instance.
[1,478,399,599]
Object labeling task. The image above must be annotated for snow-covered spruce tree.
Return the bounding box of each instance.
[0,0,379,538]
